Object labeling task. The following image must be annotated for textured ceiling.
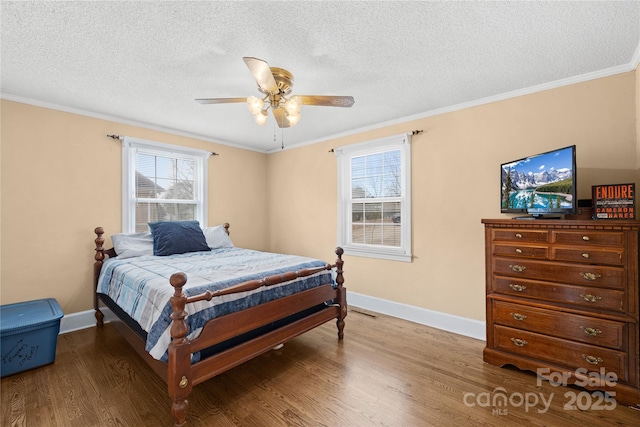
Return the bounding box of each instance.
[2,1,640,153]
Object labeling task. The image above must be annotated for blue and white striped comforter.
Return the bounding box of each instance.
[97,247,333,361]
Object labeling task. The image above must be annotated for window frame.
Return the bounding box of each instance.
[336,133,412,262]
[121,136,209,233]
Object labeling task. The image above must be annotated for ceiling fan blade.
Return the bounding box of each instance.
[243,57,278,93]
[195,98,247,104]
[299,95,355,108]
[271,108,291,128]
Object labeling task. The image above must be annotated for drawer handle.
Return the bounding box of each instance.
[509,284,527,292]
[510,313,527,321]
[580,326,602,337]
[511,338,528,347]
[580,272,601,281]
[582,236,590,241]
[515,233,523,239]
[509,264,527,273]
[580,294,602,303]
[582,354,603,365]
[515,248,523,254]
[582,253,590,259]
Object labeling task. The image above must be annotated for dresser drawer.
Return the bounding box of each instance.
[493,229,549,243]
[492,300,625,350]
[494,244,548,259]
[552,231,624,247]
[493,257,624,289]
[552,247,624,266]
[494,325,627,382]
[493,276,626,312]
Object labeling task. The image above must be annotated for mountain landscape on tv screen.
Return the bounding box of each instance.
[502,166,573,210]
[505,167,571,190]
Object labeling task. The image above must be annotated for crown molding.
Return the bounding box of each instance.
[4,59,637,156]
[0,93,268,154]
[268,62,638,154]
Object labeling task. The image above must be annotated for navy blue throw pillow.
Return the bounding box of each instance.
[148,220,211,256]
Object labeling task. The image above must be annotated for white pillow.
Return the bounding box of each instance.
[112,232,154,259]
[203,225,234,249]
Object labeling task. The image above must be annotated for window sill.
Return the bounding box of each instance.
[342,246,412,263]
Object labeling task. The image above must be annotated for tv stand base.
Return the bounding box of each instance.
[513,215,563,220]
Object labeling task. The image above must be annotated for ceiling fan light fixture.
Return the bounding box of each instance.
[286,112,301,127]
[284,95,302,115]
[247,95,264,115]
[254,109,268,125]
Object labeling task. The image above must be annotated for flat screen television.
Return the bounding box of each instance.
[501,145,577,218]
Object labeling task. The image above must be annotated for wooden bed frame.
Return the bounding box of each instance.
[93,224,347,426]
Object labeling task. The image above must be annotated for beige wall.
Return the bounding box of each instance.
[0,100,268,313]
[1,70,638,323]
[267,71,639,321]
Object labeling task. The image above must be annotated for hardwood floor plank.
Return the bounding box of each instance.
[2,309,639,426]
[7,376,27,427]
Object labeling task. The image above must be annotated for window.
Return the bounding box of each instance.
[336,133,411,262]
[122,137,209,233]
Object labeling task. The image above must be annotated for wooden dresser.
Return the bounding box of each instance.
[482,219,640,408]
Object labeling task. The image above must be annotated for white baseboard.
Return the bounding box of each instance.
[59,307,116,334]
[59,293,486,342]
[347,290,486,342]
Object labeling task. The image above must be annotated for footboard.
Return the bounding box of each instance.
[167,249,346,425]
[93,226,346,427]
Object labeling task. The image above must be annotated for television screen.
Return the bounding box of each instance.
[501,145,577,217]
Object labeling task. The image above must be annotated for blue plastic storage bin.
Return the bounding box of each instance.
[0,298,64,377]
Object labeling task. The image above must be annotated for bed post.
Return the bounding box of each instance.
[94,227,106,327]
[334,247,347,340]
[168,272,192,427]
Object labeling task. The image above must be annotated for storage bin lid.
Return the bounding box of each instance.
[0,298,64,336]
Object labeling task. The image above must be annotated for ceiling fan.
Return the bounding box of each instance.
[196,57,355,128]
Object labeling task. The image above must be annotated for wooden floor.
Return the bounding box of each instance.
[2,309,639,426]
